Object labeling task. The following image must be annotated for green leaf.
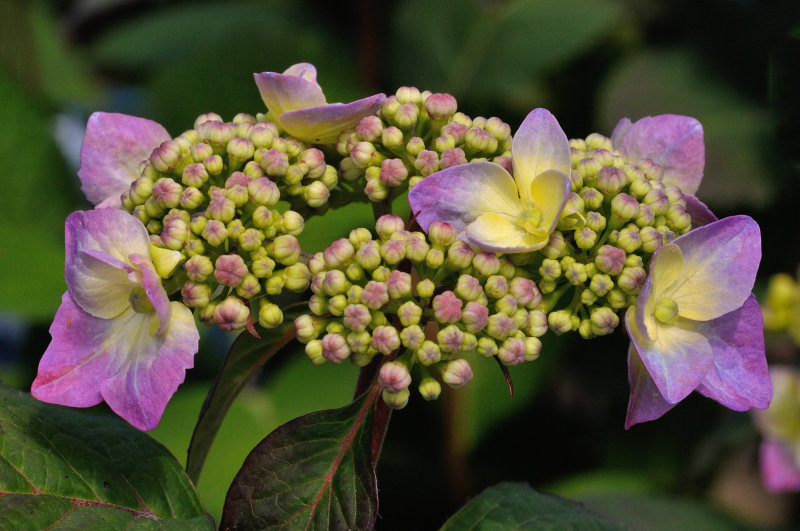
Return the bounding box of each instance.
[221,390,380,529]
[598,48,773,209]
[440,482,623,530]
[186,316,300,485]
[0,381,212,530]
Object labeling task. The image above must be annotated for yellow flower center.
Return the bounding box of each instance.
[129,287,154,314]
[516,206,543,235]
[654,296,679,324]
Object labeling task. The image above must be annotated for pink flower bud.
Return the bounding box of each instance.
[181,163,208,188]
[150,140,183,172]
[386,270,412,299]
[361,280,389,310]
[465,127,498,154]
[214,254,248,287]
[441,359,473,388]
[227,137,255,161]
[375,214,405,240]
[440,148,467,169]
[413,150,439,176]
[259,148,289,176]
[321,333,350,363]
[181,281,211,308]
[380,239,406,265]
[343,304,372,332]
[379,158,408,187]
[595,245,626,275]
[441,122,467,143]
[354,115,384,143]
[323,238,356,269]
[432,291,463,324]
[213,296,250,331]
[428,221,457,248]
[447,240,475,270]
[379,361,412,393]
[371,325,401,355]
[416,340,442,365]
[498,337,526,366]
[424,93,457,120]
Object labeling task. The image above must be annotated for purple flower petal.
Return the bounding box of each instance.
[64,210,151,319]
[626,305,714,403]
[684,194,718,227]
[32,293,198,431]
[78,112,170,206]
[625,342,676,428]
[279,93,387,144]
[759,439,800,493]
[695,295,772,410]
[409,161,522,238]
[253,70,327,116]
[669,215,761,321]
[611,115,704,195]
[282,62,317,82]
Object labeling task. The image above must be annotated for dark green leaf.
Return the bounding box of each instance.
[186,315,300,485]
[440,482,623,530]
[221,390,379,530]
[0,381,212,530]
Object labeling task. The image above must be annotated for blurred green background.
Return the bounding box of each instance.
[1,0,799,528]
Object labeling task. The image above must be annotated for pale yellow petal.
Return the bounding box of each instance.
[467,212,549,253]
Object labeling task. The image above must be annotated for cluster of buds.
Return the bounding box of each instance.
[503,133,694,339]
[335,87,512,201]
[294,215,550,408]
[118,112,341,331]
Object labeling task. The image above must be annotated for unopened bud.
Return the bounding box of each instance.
[213,296,250,331]
[441,359,473,388]
[379,361,412,393]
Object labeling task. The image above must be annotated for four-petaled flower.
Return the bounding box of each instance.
[625,215,772,428]
[408,108,571,253]
[78,112,171,208]
[254,62,386,144]
[31,209,199,431]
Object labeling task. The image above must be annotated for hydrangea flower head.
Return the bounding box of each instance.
[625,215,771,427]
[254,63,386,144]
[31,208,199,430]
[408,108,571,253]
[78,112,170,207]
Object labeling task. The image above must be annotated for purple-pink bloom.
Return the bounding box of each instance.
[624,215,771,428]
[611,114,704,195]
[254,63,386,144]
[78,112,170,208]
[31,209,198,431]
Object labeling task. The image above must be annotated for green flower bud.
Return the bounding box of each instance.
[606,288,629,309]
[180,281,211,308]
[590,307,619,336]
[585,212,606,233]
[574,227,598,250]
[418,378,442,401]
[547,310,574,334]
[416,279,435,299]
[251,256,276,278]
[639,226,663,253]
[270,234,301,265]
[541,231,567,259]
[203,154,224,176]
[580,187,604,210]
[381,388,410,410]
[580,289,598,306]
[400,324,425,349]
[447,240,475,270]
[617,227,642,253]
[327,294,348,316]
[618,266,646,294]
[305,339,326,365]
[294,314,326,343]
[283,263,312,292]
[539,258,562,281]
[597,166,628,196]
[201,219,228,246]
[564,261,588,285]
[589,273,613,297]
[425,248,445,269]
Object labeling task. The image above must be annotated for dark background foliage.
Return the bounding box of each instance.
[1,0,799,528]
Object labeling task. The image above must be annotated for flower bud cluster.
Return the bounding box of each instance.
[509,133,694,339]
[294,215,548,408]
[119,112,336,332]
[335,88,512,201]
